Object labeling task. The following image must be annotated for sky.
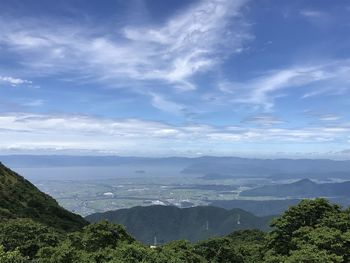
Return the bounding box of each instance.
[0,0,350,158]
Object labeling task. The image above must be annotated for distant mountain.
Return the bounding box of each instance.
[209,199,301,216]
[241,178,350,198]
[269,171,350,180]
[200,173,234,180]
[0,162,87,231]
[210,197,350,216]
[86,205,272,244]
[0,155,192,168]
[181,157,350,177]
[2,155,350,180]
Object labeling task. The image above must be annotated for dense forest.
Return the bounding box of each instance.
[86,205,272,244]
[2,199,350,262]
[2,163,350,262]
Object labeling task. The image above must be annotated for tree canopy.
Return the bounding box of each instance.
[1,198,350,262]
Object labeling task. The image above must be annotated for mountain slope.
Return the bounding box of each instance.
[209,199,302,216]
[86,205,272,244]
[241,178,350,197]
[0,162,87,231]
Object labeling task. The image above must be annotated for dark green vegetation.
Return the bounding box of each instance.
[86,205,272,244]
[2,198,350,262]
[241,178,350,198]
[0,162,87,231]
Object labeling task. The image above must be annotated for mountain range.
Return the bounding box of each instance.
[86,205,272,244]
[241,178,350,198]
[2,155,350,180]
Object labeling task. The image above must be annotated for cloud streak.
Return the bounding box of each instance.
[0,76,32,86]
[219,60,350,110]
[242,115,285,126]
[0,113,349,155]
[0,0,251,91]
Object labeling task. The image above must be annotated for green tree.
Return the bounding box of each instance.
[265,198,350,262]
[70,220,134,252]
[0,218,61,259]
[0,245,29,263]
[194,230,266,263]
[161,240,206,263]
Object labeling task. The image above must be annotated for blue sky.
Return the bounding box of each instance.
[1,0,350,158]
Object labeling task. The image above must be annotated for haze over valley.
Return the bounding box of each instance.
[3,155,350,217]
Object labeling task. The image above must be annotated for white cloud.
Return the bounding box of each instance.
[242,115,285,126]
[219,60,350,110]
[123,0,251,89]
[0,113,349,155]
[300,10,325,18]
[0,0,251,91]
[303,111,342,122]
[22,99,44,107]
[318,114,341,122]
[150,93,185,115]
[0,76,32,86]
[299,9,333,27]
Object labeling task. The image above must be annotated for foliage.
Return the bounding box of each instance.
[0,162,87,232]
[0,218,62,259]
[86,205,272,244]
[194,230,266,263]
[0,246,29,263]
[265,198,350,263]
[3,197,350,262]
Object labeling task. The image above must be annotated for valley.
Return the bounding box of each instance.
[29,176,268,216]
[3,155,350,217]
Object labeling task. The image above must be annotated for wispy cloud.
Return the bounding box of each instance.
[0,112,349,155]
[0,0,251,91]
[299,9,333,27]
[303,111,342,122]
[150,93,185,115]
[300,10,325,18]
[21,99,45,107]
[0,76,32,87]
[123,0,251,89]
[318,114,341,122]
[219,60,350,110]
[242,115,285,126]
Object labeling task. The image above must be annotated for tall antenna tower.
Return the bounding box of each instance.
[154,235,157,247]
[206,220,209,230]
[237,214,241,225]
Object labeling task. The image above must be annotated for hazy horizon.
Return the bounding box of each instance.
[2,153,350,161]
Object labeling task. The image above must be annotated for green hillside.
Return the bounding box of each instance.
[0,162,87,232]
[2,198,350,262]
[86,205,272,244]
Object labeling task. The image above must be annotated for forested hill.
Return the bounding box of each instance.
[0,162,87,231]
[241,178,350,198]
[86,205,272,244]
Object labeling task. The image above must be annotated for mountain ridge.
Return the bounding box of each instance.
[241,178,350,198]
[0,161,88,231]
[86,205,272,244]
